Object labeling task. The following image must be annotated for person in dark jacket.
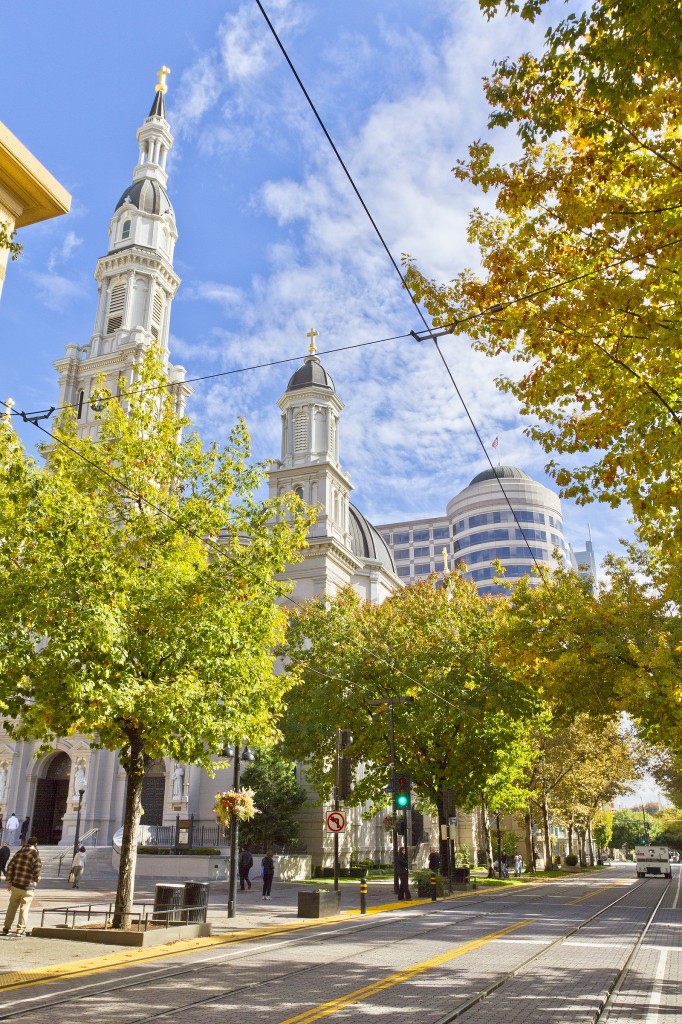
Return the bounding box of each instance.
[19,818,30,846]
[397,846,412,900]
[261,851,274,900]
[428,848,441,872]
[0,843,10,879]
[238,846,253,890]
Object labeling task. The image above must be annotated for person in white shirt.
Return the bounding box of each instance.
[70,846,87,888]
[5,814,19,847]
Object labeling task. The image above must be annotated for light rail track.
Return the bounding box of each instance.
[0,875,661,1024]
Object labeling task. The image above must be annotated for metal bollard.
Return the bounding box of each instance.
[431,873,437,901]
[360,876,367,915]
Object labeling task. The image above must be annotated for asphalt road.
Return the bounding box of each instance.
[0,864,678,1024]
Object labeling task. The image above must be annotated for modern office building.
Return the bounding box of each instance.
[377,465,594,594]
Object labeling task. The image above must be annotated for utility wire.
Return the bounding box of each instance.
[254,1,549,581]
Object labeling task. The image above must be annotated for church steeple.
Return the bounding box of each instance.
[54,68,190,438]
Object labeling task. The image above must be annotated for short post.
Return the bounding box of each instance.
[360,876,367,915]
[430,873,437,901]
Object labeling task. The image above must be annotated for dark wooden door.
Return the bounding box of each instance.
[141,776,165,826]
[32,778,69,844]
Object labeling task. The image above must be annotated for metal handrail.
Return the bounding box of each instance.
[39,897,208,931]
[79,827,99,845]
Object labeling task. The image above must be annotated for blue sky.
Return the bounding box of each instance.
[1,0,634,565]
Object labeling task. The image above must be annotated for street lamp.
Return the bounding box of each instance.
[369,696,413,895]
[495,810,503,880]
[223,742,255,919]
[72,788,85,858]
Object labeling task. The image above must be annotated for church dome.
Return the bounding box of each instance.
[469,465,532,486]
[115,179,174,218]
[349,504,395,574]
[286,355,335,393]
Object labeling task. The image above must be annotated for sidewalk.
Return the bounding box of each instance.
[0,874,407,978]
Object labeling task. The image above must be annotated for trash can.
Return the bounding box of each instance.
[152,882,185,924]
[183,881,210,923]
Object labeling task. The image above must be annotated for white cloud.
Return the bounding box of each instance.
[183,281,243,310]
[46,230,83,273]
[31,271,85,311]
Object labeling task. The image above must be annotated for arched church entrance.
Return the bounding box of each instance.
[141,759,166,826]
[32,752,71,845]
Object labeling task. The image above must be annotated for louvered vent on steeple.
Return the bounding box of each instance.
[151,289,164,339]
[294,411,307,453]
[107,283,126,333]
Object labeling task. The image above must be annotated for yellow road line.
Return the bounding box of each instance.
[568,881,629,904]
[277,919,531,1024]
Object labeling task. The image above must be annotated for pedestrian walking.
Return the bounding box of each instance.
[0,843,9,880]
[501,853,509,879]
[514,852,523,877]
[261,851,274,900]
[397,846,412,900]
[19,817,30,846]
[428,848,441,873]
[5,814,19,847]
[69,846,87,888]
[3,836,41,936]
[238,846,253,890]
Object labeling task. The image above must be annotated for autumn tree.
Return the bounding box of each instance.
[240,746,307,852]
[0,349,314,927]
[279,575,540,870]
[404,0,682,558]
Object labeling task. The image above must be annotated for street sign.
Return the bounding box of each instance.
[326,811,346,833]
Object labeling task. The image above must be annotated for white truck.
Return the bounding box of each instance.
[635,846,672,879]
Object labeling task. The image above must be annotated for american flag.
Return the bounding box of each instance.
[492,436,499,449]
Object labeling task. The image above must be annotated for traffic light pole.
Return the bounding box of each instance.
[389,703,398,895]
[334,728,341,893]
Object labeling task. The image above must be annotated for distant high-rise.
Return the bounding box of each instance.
[377,465,594,594]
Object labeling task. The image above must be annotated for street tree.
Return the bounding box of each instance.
[279,574,540,870]
[239,746,307,852]
[404,0,682,557]
[0,348,314,927]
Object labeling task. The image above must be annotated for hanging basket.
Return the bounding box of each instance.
[213,788,259,826]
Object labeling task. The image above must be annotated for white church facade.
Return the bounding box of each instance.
[0,74,406,865]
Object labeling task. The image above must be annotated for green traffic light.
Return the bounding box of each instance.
[396,794,409,808]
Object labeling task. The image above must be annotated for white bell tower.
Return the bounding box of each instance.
[54,67,190,436]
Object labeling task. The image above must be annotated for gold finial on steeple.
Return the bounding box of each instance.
[306,327,319,354]
[442,547,448,574]
[156,66,171,94]
[2,398,14,426]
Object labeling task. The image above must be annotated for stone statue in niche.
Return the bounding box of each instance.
[0,764,7,806]
[172,763,185,801]
[73,762,87,799]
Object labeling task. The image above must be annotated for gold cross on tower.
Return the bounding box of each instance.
[156,66,171,93]
[306,327,319,354]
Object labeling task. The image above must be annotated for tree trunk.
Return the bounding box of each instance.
[113,733,145,929]
[523,808,533,869]
[587,820,595,866]
[578,827,587,867]
[481,798,495,878]
[567,822,574,855]
[541,797,552,871]
[437,794,448,877]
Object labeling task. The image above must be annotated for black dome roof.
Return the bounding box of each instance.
[286,355,335,393]
[469,465,532,486]
[349,504,395,574]
[115,179,174,218]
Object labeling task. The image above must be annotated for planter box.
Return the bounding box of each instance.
[31,922,212,947]
[297,890,341,918]
[562,863,581,873]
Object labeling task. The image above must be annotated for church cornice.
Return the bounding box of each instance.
[94,247,180,291]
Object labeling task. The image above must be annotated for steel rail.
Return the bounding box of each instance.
[433,879,671,1023]
[0,876,646,1022]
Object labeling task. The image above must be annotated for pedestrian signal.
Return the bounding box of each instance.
[394,773,411,811]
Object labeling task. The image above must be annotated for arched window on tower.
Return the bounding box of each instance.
[76,390,85,420]
[294,486,304,500]
[151,289,164,340]
[106,283,126,333]
[121,219,131,241]
[294,411,307,454]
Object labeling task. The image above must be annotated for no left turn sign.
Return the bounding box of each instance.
[326,811,346,833]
